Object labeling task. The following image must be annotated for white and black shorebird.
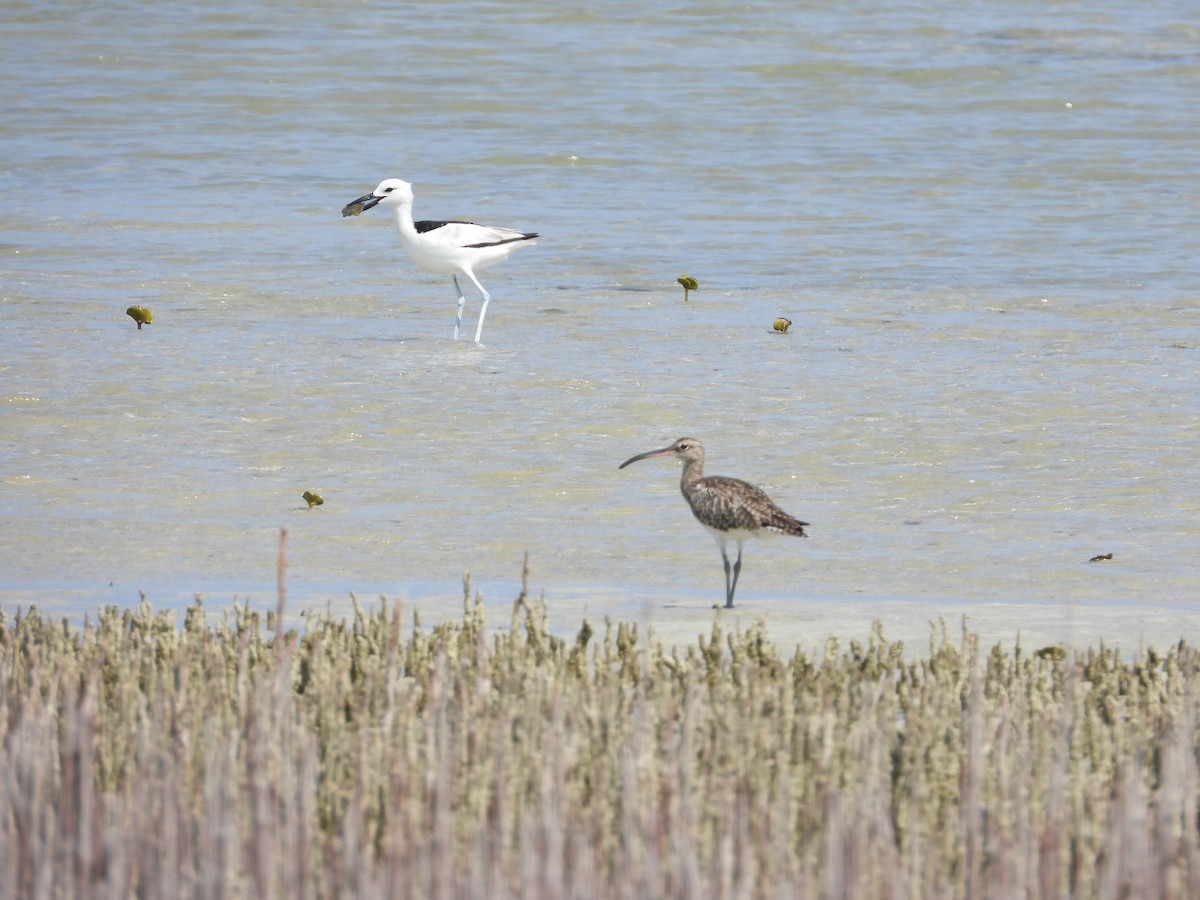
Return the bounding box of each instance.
[342,178,538,343]
[619,437,809,609]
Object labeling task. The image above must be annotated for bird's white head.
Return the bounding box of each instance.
[344,178,414,215]
[619,437,706,469]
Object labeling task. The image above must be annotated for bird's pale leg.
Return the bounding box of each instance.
[720,547,735,608]
[451,276,468,340]
[464,270,492,344]
[726,542,745,609]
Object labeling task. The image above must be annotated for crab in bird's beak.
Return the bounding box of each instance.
[341,191,382,217]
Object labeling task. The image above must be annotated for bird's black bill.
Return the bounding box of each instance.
[341,193,381,217]
[618,447,675,469]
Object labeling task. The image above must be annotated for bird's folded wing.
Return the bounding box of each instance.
[422,221,534,249]
[689,477,808,535]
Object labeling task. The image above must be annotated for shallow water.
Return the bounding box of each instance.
[2,0,1198,639]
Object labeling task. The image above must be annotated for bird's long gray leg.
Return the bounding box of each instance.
[463,270,492,343]
[717,536,740,608]
[452,276,467,340]
[720,549,729,607]
[726,543,745,609]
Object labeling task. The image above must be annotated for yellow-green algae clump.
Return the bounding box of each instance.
[125,305,154,329]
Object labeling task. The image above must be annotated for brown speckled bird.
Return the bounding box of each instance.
[619,437,809,608]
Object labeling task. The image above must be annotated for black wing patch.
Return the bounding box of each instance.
[465,232,539,249]
[414,219,475,234]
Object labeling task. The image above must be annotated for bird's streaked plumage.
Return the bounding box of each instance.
[619,437,808,608]
[343,178,538,343]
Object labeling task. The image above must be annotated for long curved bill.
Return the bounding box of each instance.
[341,192,381,217]
[618,445,677,469]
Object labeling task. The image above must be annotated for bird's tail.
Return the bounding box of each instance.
[767,515,809,538]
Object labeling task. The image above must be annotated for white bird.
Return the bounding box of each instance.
[619,437,809,609]
[343,178,538,343]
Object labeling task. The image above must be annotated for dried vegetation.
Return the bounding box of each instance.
[2,584,1199,898]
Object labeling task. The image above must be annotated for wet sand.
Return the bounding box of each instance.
[325,581,1200,658]
[5,578,1196,660]
[519,590,1199,657]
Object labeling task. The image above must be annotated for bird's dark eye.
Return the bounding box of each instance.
[678,443,689,450]
[383,187,393,193]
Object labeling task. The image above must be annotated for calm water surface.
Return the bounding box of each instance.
[2,0,1198,638]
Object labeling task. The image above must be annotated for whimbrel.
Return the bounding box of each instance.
[343,179,538,343]
[619,437,809,609]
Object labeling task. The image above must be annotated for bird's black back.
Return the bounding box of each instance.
[414,219,475,233]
